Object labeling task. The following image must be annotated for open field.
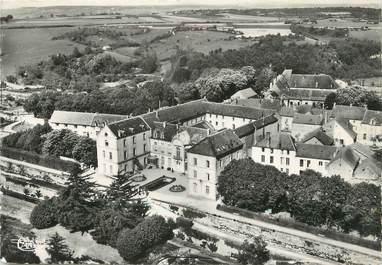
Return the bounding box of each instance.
[1,27,84,77]
[349,29,382,41]
[150,30,254,61]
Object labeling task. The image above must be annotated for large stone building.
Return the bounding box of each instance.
[50,110,127,139]
[270,69,338,108]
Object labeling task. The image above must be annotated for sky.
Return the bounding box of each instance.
[2,0,380,9]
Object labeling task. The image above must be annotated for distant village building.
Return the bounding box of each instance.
[270,69,338,108]
[49,110,127,139]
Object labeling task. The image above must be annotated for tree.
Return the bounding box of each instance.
[46,233,73,263]
[42,129,79,157]
[72,137,97,167]
[30,198,58,229]
[72,47,82,58]
[332,86,382,111]
[253,66,276,95]
[23,91,60,118]
[235,238,270,265]
[324,92,337,109]
[6,75,17,83]
[116,215,174,263]
[373,148,382,162]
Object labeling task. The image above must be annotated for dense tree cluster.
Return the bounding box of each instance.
[24,80,175,119]
[116,215,174,263]
[169,36,380,99]
[217,158,381,237]
[3,126,97,168]
[324,86,382,110]
[234,238,270,265]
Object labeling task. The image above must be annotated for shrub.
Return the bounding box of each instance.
[182,208,207,219]
[176,217,194,231]
[116,215,174,263]
[30,198,58,229]
[207,242,218,253]
[234,238,270,265]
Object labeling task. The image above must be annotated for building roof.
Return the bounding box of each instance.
[191,120,215,132]
[234,114,278,138]
[361,110,382,126]
[329,147,360,170]
[231,88,257,99]
[140,99,276,127]
[330,105,366,120]
[254,132,296,151]
[107,117,150,139]
[293,113,323,125]
[335,118,357,139]
[152,122,181,142]
[283,89,334,101]
[296,144,337,160]
[187,129,243,159]
[231,98,282,111]
[354,159,382,179]
[50,110,127,127]
[300,128,334,145]
[289,74,337,90]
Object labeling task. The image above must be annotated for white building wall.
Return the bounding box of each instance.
[351,120,382,147]
[205,113,253,130]
[50,122,99,139]
[291,124,321,141]
[252,146,297,175]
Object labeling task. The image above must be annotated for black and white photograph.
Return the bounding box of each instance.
[0,0,381,264]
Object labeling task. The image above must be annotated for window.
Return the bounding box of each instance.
[270,148,274,154]
[193,170,197,178]
[109,152,112,160]
[270,156,274,164]
[154,141,157,145]
[193,183,197,192]
[143,133,146,140]
[242,118,245,122]
[307,160,311,168]
[207,173,210,181]
[206,186,210,194]
[232,124,236,129]
[222,122,225,127]
[144,144,147,152]
[286,158,290,165]
[340,139,344,145]
[194,158,197,166]
[105,140,109,146]
[216,121,218,126]
[280,157,284,165]
[206,160,210,168]
[123,139,126,147]
[232,117,235,121]
[300,159,304,167]
[363,133,367,140]
[281,168,283,172]
[176,147,181,158]
[124,151,127,159]
[104,132,108,137]
[209,114,212,118]
[133,136,136,143]
[287,150,290,155]
[74,125,77,128]
[286,168,289,174]
[219,160,223,167]
[261,155,265,162]
[262,147,265,152]
[102,150,105,158]
[133,148,136,156]
[319,161,323,166]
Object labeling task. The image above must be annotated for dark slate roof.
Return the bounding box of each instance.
[108,117,150,139]
[293,113,323,125]
[283,89,334,101]
[329,147,360,170]
[280,107,295,117]
[184,127,210,145]
[296,144,337,160]
[335,118,357,139]
[191,120,215,131]
[187,129,243,159]
[330,105,366,120]
[289,74,337,90]
[204,102,274,120]
[361,110,382,125]
[301,128,334,145]
[254,132,296,151]
[234,114,278,138]
[152,122,181,142]
[50,110,127,127]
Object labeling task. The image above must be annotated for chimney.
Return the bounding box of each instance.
[315,81,318,88]
[176,124,179,131]
[163,121,167,128]
[129,127,134,133]
[155,111,159,119]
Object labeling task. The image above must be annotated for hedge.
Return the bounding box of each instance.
[1,146,79,172]
[217,204,381,251]
[1,187,40,204]
[30,198,58,229]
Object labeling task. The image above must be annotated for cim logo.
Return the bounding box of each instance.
[10,237,46,252]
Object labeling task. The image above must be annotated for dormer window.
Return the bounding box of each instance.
[161,132,165,139]
[370,119,376,126]
[104,132,108,137]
